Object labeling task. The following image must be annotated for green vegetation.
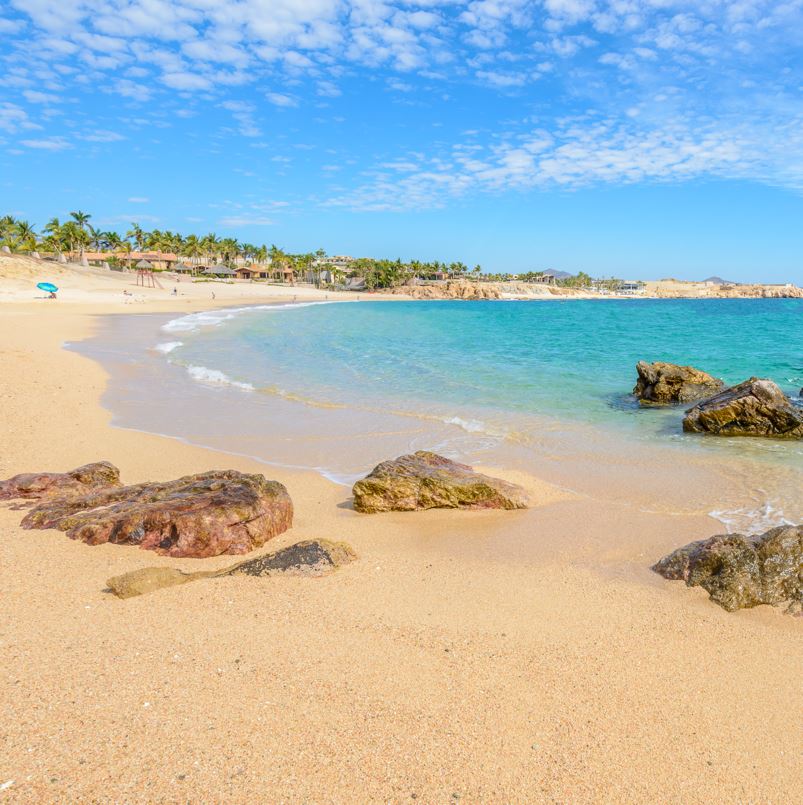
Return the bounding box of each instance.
[1,211,603,290]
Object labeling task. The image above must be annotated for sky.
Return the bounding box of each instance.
[1,0,802,283]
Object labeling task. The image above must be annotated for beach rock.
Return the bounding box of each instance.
[633,361,723,404]
[0,461,121,501]
[352,450,529,513]
[106,539,357,598]
[230,539,357,577]
[389,280,502,300]
[682,378,803,438]
[652,525,802,613]
[22,470,293,558]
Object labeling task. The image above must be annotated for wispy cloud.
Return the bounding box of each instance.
[219,215,275,226]
[20,136,72,151]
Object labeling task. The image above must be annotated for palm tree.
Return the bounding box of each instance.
[14,220,37,251]
[126,223,146,251]
[70,210,91,257]
[201,233,220,264]
[87,224,104,251]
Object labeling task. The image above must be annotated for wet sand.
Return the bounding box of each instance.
[0,302,801,803]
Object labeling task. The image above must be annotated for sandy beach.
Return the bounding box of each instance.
[1,264,801,803]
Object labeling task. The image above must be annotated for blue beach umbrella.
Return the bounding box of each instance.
[37,282,58,293]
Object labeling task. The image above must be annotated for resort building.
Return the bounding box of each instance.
[618,280,647,295]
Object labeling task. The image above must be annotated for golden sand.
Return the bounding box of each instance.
[0,264,801,802]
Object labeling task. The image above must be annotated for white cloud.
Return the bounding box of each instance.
[266,92,298,107]
[112,79,152,102]
[127,196,150,203]
[81,130,125,142]
[4,0,803,207]
[162,71,212,91]
[0,17,25,34]
[23,90,60,104]
[0,103,40,133]
[20,136,72,150]
[219,215,275,226]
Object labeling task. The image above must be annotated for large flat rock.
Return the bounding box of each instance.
[683,377,803,438]
[352,450,530,513]
[21,470,293,558]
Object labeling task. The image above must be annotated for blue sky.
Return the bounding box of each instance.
[1,1,802,283]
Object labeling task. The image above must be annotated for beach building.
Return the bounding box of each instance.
[83,251,178,269]
[618,280,646,295]
[203,265,237,278]
[313,254,354,270]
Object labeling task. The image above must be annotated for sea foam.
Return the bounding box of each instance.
[709,500,796,535]
[162,301,335,334]
[154,341,182,354]
[186,365,255,391]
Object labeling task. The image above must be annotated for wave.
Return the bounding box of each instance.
[186,364,255,391]
[154,341,182,354]
[709,500,797,535]
[442,415,488,434]
[162,301,336,334]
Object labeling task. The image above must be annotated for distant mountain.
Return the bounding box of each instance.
[703,276,737,285]
[542,269,573,279]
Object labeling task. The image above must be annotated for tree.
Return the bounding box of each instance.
[15,220,37,251]
[126,223,146,251]
[69,210,91,257]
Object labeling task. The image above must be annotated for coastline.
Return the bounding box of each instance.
[1,300,802,801]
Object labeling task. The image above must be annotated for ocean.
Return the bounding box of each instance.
[78,298,802,534]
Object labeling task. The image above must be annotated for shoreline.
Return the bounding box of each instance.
[79,299,801,530]
[1,299,801,802]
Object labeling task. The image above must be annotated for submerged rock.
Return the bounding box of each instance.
[0,461,121,501]
[22,470,293,558]
[352,450,529,513]
[106,539,357,598]
[633,361,723,404]
[652,525,801,613]
[682,378,803,438]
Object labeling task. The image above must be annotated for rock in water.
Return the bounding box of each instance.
[106,539,357,598]
[22,470,293,558]
[652,525,802,613]
[633,361,723,404]
[0,461,121,501]
[682,378,803,438]
[352,451,529,513]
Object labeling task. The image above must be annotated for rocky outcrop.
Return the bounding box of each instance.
[389,280,502,300]
[716,283,803,299]
[22,470,293,557]
[683,378,803,438]
[652,525,802,613]
[0,461,121,501]
[352,450,529,513]
[633,361,723,404]
[106,539,357,598]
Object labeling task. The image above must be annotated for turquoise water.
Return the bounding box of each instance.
[163,298,802,431]
[80,298,801,533]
